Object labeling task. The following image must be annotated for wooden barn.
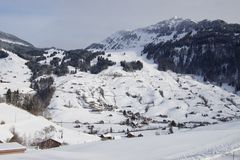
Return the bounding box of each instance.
[38,138,62,149]
[0,142,26,155]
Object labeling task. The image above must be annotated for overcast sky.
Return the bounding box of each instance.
[0,0,239,50]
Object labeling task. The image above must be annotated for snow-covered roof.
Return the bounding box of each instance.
[0,130,13,143]
[40,137,63,144]
[0,142,26,151]
[100,133,112,138]
[51,137,63,144]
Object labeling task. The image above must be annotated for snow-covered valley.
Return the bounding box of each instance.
[1,47,240,159]
[1,16,240,159]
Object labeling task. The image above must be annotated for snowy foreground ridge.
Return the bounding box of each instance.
[2,120,240,160]
[0,103,100,145]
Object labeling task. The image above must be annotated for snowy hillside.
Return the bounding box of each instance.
[2,119,240,160]
[1,19,240,159]
[88,18,240,93]
[40,49,240,134]
[0,103,100,145]
[0,31,33,47]
[0,49,33,96]
[87,17,192,50]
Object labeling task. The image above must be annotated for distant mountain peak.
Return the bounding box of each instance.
[155,17,188,26]
[0,30,33,47]
[87,17,196,50]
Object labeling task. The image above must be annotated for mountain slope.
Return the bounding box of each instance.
[1,20,240,150]
[39,49,240,134]
[87,17,191,50]
[0,31,33,47]
[0,49,33,96]
[88,18,240,92]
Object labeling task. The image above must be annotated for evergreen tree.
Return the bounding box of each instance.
[6,89,12,103]
[12,90,20,105]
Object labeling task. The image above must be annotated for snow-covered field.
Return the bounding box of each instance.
[0,103,100,145]
[2,119,240,160]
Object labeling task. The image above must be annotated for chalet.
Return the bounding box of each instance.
[99,133,113,141]
[38,138,62,149]
[0,142,26,155]
[138,134,143,137]
[126,132,136,138]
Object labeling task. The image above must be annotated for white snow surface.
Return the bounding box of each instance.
[2,120,240,160]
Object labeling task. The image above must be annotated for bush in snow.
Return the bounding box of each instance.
[50,57,61,67]
[90,56,116,74]
[0,120,5,125]
[120,60,143,72]
[54,64,69,76]
[0,50,9,59]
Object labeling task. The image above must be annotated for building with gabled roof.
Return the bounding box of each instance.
[38,137,63,149]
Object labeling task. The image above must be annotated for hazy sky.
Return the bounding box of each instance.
[0,0,239,49]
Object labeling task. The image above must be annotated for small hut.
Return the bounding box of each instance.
[138,133,143,137]
[38,138,62,149]
[126,132,136,138]
[0,142,26,155]
[99,133,113,141]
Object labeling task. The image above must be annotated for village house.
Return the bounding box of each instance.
[99,133,113,141]
[38,138,63,149]
[126,132,136,138]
